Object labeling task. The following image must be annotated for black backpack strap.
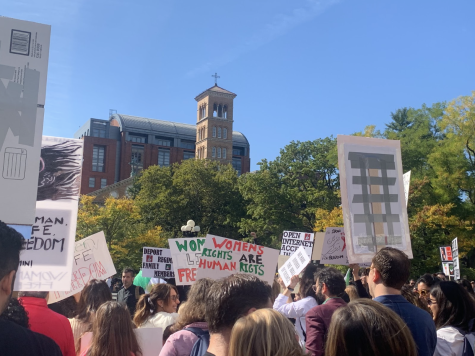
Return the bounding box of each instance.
[297,317,306,342]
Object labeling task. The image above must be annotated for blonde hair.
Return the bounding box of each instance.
[325,299,417,356]
[229,309,307,356]
[345,285,359,301]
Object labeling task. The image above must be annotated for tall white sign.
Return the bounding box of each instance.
[452,237,460,280]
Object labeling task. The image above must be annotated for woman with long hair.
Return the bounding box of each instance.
[80,301,141,356]
[133,284,180,329]
[429,281,475,356]
[416,273,438,304]
[159,278,214,356]
[325,299,417,356]
[229,308,307,356]
[273,263,318,346]
[69,280,112,348]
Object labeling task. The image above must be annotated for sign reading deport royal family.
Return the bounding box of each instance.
[141,247,175,279]
[280,231,314,258]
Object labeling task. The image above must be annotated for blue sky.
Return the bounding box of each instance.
[2,0,475,170]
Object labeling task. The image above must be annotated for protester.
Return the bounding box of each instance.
[271,278,281,303]
[305,267,347,356]
[19,291,76,356]
[401,285,431,314]
[134,283,180,329]
[416,273,438,304]
[49,295,78,318]
[457,279,475,296]
[0,298,29,328]
[117,267,145,316]
[409,279,416,288]
[471,281,475,292]
[345,285,359,301]
[325,299,417,356]
[368,247,437,356]
[204,273,272,356]
[349,265,371,298]
[80,301,141,356]
[429,281,475,356]
[69,279,112,347]
[436,272,447,281]
[0,220,62,356]
[159,278,214,356]
[274,263,318,346]
[228,308,307,356]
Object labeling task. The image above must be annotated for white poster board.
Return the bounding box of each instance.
[141,247,174,279]
[278,246,311,287]
[169,237,206,285]
[196,235,279,285]
[320,227,349,265]
[280,231,314,258]
[452,237,460,280]
[337,135,412,264]
[0,17,51,230]
[403,171,411,207]
[48,231,116,304]
[14,137,83,291]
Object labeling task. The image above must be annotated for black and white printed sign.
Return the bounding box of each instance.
[142,247,175,279]
[278,246,311,287]
[452,237,460,280]
[280,231,314,258]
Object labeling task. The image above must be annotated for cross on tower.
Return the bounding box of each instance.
[211,72,220,85]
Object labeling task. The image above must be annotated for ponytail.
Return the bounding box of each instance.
[133,293,153,327]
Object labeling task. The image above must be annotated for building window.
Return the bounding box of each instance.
[223,105,228,119]
[101,178,107,188]
[232,157,242,176]
[233,147,245,156]
[223,148,226,159]
[89,177,95,188]
[156,136,173,146]
[223,128,227,139]
[92,146,105,172]
[129,133,147,143]
[158,148,170,167]
[180,140,195,150]
[218,128,222,138]
[183,151,195,160]
[131,145,144,170]
[213,127,216,137]
[92,128,106,138]
[212,147,216,158]
[217,147,221,158]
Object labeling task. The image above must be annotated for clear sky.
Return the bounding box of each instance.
[2,0,475,170]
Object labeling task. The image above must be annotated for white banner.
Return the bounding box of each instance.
[141,247,174,279]
[280,231,314,257]
[452,237,460,280]
[320,227,349,265]
[278,246,311,287]
[169,237,206,285]
[403,171,411,207]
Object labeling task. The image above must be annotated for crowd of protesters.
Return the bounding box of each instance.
[2,220,475,356]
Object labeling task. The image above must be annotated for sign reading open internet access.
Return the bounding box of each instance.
[280,231,314,258]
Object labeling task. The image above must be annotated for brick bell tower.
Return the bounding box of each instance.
[195,77,236,164]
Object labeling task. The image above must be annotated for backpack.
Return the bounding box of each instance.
[456,319,475,356]
[184,327,210,356]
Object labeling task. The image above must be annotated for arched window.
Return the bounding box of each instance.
[212,147,216,158]
[223,148,226,159]
[213,127,216,137]
[217,147,221,158]
[218,104,223,117]
[213,103,217,117]
[223,128,227,139]
[218,127,222,138]
[223,105,227,119]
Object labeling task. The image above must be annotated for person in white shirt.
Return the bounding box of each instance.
[428,281,475,356]
[273,263,318,346]
[133,284,180,330]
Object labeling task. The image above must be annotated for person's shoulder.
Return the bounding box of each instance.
[33,331,63,356]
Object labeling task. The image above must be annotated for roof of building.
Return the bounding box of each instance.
[110,114,249,145]
[194,84,237,101]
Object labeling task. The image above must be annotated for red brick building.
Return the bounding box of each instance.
[75,85,251,195]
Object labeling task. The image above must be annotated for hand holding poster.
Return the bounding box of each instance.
[278,246,311,287]
[320,227,349,265]
[196,235,279,285]
[280,231,314,258]
[169,237,206,285]
[141,247,174,279]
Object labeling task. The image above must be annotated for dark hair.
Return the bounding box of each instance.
[372,247,410,290]
[133,284,179,327]
[0,220,24,282]
[400,285,431,314]
[431,281,475,331]
[75,279,112,323]
[206,274,272,333]
[0,298,29,328]
[18,291,49,299]
[416,273,437,289]
[315,267,346,296]
[122,267,135,277]
[299,263,317,300]
[457,279,475,295]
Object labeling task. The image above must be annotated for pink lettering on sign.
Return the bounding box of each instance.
[211,237,265,255]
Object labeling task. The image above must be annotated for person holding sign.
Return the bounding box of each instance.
[273,264,318,346]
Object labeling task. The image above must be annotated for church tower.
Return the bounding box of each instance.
[195,81,236,164]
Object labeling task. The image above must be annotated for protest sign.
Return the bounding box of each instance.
[452,237,460,280]
[320,227,349,265]
[439,246,453,262]
[338,135,412,264]
[169,237,206,285]
[278,246,311,287]
[311,232,325,261]
[442,262,455,278]
[403,171,411,207]
[196,235,279,285]
[0,17,50,233]
[47,231,116,303]
[141,247,174,279]
[280,231,314,258]
[14,137,83,291]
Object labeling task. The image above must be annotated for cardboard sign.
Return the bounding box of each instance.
[14,137,83,291]
[47,231,116,303]
[403,171,411,207]
[280,231,314,257]
[320,227,349,265]
[0,17,51,231]
[169,237,206,285]
[337,135,412,264]
[141,247,174,279]
[278,246,311,287]
[439,246,453,262]
[452,237,460,280]
[196,235,279,285]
